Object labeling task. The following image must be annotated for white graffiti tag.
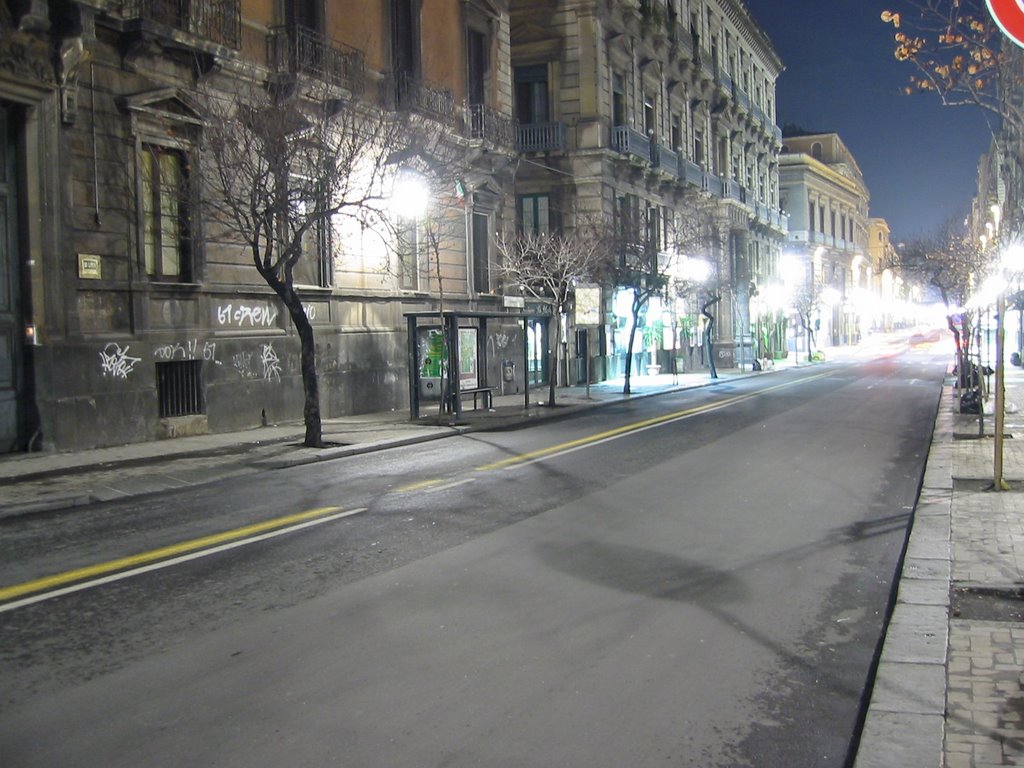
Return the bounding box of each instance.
[99,342,142,379]
[260,343,282,382]
[154,340,219,363]
[216,304,279,328]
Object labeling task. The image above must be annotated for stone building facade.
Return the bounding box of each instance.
[510,0,786,377]
[0,0,524,452]
[779,132,870,350]
[0,0,787,452]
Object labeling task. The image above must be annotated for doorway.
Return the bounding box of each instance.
[526,318,548,386]
[0,102,24,451]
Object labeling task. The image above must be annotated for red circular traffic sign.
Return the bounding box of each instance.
[988,0,1024,49]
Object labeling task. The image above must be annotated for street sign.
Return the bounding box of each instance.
[574,285,602,326]
[987,0,1024,49]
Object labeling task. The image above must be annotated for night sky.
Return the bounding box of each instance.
[743,0,995,243]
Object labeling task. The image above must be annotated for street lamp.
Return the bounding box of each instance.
[389,168,430,219]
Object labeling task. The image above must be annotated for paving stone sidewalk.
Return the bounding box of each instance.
[945,388,1024,768]
[857,366,1024,768]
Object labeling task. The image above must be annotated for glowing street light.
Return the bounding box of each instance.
[389,169,430,219]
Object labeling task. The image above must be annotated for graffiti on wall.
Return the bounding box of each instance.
[216,303,279,328]
[153,339,220,363]
[99,342,141,379]
[260,342,282,381]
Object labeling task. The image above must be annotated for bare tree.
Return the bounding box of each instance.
[199,82,409,447]
[882,2,1024,236]
[494,225,613,406]
[603,205,671,395]
[790,283,823,363]
[882,1,1022,130]
[665,198,726,377]
[888,219,991,396]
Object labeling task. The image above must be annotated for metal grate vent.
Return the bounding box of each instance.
[156,360,204,418]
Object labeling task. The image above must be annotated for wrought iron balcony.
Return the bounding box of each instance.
[466,103,517,147]
[517,122,566,152]
[384,71,458,126]
[122,0,240,49]
[267,25,365,94]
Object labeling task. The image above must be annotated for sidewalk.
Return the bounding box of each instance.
[855,364,1024,768]
[5,346,1024,766]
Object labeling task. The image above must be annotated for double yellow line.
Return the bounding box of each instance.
[478,372,829,471]
[0,505,361,610]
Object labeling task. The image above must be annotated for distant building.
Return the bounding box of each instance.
[866,218,907,332]
[511,0,787,375]
[779,132,870,350]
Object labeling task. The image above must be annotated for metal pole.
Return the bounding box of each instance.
[995,290,1008,490]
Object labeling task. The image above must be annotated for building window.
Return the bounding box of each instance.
[671,113,682,151]
[472,210,490,293]
[808,201,815,232]
[396,215,421,290]
[392,0,420,81]
[612,72,627,127]
[467,26,489,108]
[643,93,656,136]
[518,194,550,235]
[156,360,204,418]
[294,220,329,287]
[811,142,823,160]
[141,143,191,282]
[515,64,549,124]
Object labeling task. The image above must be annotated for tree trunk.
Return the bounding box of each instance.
[279,287,322,447]
[623,290,643,395]
[702,295,720,380]
[947,313,967,389]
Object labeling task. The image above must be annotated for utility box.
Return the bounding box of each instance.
[419,377,443,400]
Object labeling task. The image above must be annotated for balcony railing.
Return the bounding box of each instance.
[518,122,566,152]
[122,0,240,48]
[697,47,715,80]
[734,86,751,113]
[715,64,733,92]
[706,172,724,197]
[725,179,746,203]
[384,71,459,125]
[652,144,679,176]
[681,158,707,190]
[466,102,517,147]
[267,25,364,94]
[612,125,651,164]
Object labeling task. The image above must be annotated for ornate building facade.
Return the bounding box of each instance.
[511,0,786,378]
[0,0,786,452]
[779,132,870,351]
[0,0,524,451]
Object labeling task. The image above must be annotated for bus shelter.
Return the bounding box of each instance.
[405,310,532,419]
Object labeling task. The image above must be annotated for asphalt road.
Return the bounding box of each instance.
[0,343,948,767]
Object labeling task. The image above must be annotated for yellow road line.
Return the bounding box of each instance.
[0,505,344,604]
[477,371,831,471]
